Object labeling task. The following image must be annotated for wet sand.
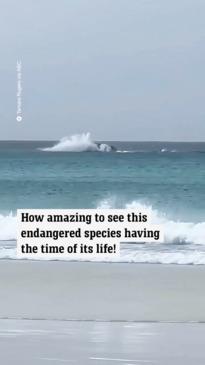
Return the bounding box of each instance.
[1,319,205,364]
[1,260,205,364]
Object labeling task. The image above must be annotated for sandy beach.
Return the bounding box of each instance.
[1,319,205,365]
[1,260,205,364]
[1,260,205,322]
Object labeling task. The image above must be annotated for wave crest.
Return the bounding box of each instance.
[0,213,16,241]
[97,198,205,245]
[1,201,204,246]
[0,199,205,264]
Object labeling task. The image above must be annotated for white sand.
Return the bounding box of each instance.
[1,260,205,321]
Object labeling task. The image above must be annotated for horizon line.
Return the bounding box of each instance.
[0,139,205,143]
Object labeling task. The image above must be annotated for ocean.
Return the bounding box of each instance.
[1,133,205,264]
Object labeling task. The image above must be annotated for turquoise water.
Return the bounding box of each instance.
[0,139,205,264]
[1,141,205,218]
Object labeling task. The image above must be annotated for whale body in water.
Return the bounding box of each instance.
[41,133,116,152]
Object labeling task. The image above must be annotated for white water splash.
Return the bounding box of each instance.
[41,133,112,152]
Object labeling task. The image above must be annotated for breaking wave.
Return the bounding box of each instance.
[0,199,205,264]
[97,199,205,246]
[41,133,113,152]
[0,213,16,241]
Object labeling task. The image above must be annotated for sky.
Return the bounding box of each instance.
[1,0,205,141]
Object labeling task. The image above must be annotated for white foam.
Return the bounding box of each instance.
[41,133,112,152]
[87,249,205,265]
[0,201,204,245]
[97,199,205,245]
[0,213,16,241]
[0,200,205,264]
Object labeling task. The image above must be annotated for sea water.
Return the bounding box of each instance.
[0,133,205,264]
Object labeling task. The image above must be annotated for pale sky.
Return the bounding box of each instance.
[1,0,205,141]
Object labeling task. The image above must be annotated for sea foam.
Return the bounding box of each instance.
[0,213,16,241]
[0,201,205,245]
[97,198,205,245]
[0,200,205,264]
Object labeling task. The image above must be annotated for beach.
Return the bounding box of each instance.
[1,319,205,364]
[2,0,205,361]
[1,260,205,364]
[1,261,205,322]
